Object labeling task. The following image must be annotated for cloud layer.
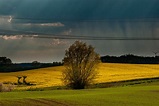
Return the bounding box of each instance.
[0,0,159,62]
[23,22,65,27]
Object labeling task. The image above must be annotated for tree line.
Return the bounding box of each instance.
[0,57,62,72]
[101,54,159,64]
[1,54,159,73]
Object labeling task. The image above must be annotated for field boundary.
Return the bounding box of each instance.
[90,76,159,88]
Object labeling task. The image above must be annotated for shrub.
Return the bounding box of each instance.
[0,83,14,92]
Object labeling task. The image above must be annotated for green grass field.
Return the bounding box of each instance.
[1,83,159,106]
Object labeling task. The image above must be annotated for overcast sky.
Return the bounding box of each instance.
[0,0,159,63]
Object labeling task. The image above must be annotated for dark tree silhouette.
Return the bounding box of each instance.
[17,76,22,84]
[101,54,159,64]
[23,76,27,84]
[0,57,12,64]
[62,41,100,89]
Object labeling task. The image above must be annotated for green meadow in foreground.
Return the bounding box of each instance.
[1,83,159,106]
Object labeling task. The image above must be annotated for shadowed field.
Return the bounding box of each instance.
[0,85,159,106]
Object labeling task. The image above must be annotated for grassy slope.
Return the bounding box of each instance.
[0,84,159,106]
[1,63,159,89]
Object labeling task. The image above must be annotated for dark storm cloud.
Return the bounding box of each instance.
[0,0,159,62]
[0,0,159,20]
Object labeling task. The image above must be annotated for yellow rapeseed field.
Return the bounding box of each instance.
[0,63,159,89]
[96,63,159,83]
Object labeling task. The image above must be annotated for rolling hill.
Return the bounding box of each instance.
[1,63,159,90]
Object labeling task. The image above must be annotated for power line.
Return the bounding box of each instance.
[2,34,159,41]
[29,36,159,40]
[1,34,159,40]
[1,28,159,40]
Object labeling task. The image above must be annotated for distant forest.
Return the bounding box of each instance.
[0,57,62,72]
[101,54,159,64]
[1,54,159,72]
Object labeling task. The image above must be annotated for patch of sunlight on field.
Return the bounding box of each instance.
[0,66,65,90]
[96,63,159,83]
[0,63,159,89]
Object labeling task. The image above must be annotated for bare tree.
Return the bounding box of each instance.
[17,76,22,84]
[62,41,100,89]
[23,76,27,84]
